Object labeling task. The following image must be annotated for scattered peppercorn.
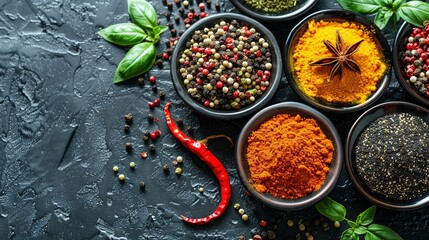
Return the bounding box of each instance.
[140,151,148,158]
[334,221,340,228]
[215,0,220,10]
[176,156,183,163]
[198,186,204,193]
[113,165,119,172]
[124,113,133,124]
[139,181,146,190]
[125,142,132,152]
[252,234,262,240]
[287,220,294,227]
[175,167,183,175]
[149,144,155,152]
[176,118,183,126]
[238,208,245,215]
[167,1,173,10]
[259,220,267,228]
[174,15,180,23]
[172,160,178,166]
[234,203,240,209]
[118,174,125,181]
[163,164,170,172]
[129,162,136,169]
[124,124,130,133]
[165,12,171,20]
[299,224,306,231]
[187,126,193,132]
[241,214,249,221]
[267,230,276,240]
[138,77,145,85]
[152,85,158,92]
[147,114,154,123]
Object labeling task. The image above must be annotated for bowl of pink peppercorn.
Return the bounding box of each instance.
[393,22,429,107]
[170,13,283,120]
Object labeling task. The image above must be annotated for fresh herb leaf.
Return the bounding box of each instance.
[392,0,404,11]
[341,229,359,240]
[153,25,169,43]
[336,0,382,14]
[315,197,346,222]
[128,0,158,34]
[113,42,156,83]
[356,206,376,226]
[347,220,358,229]
[367,224,404,240]
[374,7,394,30]
[365,231,381,240]
[98,23,152,46]
[398,1,429,28]
[354,225,367,234]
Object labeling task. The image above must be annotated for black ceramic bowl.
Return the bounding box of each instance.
[284,9,392,113]
[230,0,318,22]
[346,101,429,210]
[171,13,283,120]
[393,22,429,107]
[236,102,343,210]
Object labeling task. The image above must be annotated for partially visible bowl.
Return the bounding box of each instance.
[284,9,392,113]
[236,102,343,210]
[346,101,429,210]
[171,13,283,120]
[393,22,429,107]
[230,0,318,22]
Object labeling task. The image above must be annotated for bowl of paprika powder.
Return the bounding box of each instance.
[236,102,343,210]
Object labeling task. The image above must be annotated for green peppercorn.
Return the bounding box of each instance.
[299,224,306,231]
[175,167,183,175]
[233,203,240,209]
[118,174,125,181]
[113,165,119,172]
[287,220,294,227]
[129,162,136,168]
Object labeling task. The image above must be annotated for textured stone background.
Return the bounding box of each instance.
[0,0,428,239]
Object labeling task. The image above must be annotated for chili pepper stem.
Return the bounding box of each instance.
[199,134,233,147]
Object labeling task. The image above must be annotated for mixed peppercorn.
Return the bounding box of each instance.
[401,24,429,98]
[178,20,273,109]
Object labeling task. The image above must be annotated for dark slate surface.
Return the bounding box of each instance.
[0,0,428,239]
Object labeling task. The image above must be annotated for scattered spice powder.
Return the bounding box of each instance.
[246,114,334,199]
[292,20,387,105]
[354,112,429,200]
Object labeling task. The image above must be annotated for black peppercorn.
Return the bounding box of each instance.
[147,114,154,123]
[125,142,132,152]
[143,132,150,141]
[178,7,185,15]
[159,91,166,99]
[163,164,170,172]
[167,2,173,10]
[168,22,174,29]
[165,12,171,20]
[156,59,163,68]
[174,15,180,23]
[187,126,193,132]
[152,85,158,92]
[171,29,177,37]
[139,181,146,190]
[162,0,167,4]
[124,124,130,133]
[174,0,180,6]
[124,113,133,124]
[149,144,155,152]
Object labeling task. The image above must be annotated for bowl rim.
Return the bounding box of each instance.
[235,101,343,210]
[229,0,319,22]
[284,9,392,113]
[393,22,429,107]
[170,13,283,120]
[345,101,429,210]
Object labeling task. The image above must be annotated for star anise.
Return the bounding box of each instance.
[310,30,364,81]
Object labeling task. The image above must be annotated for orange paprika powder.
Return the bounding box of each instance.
[246,114,334,199]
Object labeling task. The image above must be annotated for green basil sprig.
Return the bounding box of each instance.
[98,0,167,83]
[337,0,429,30]
[315,197,403,240]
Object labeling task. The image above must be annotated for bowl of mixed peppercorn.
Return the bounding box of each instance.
[229,0,318,22]
[170,13,283,120]
[285,10,392,113]
[393,22,429,107]
[346,101,429,210]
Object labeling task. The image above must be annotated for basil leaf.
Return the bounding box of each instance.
[347,220,358,229]
[374,0,392,7]
[374,8,394,29]
[356,206,376,226]
[113,42,156,83]
[315,197,346,222]
[398,1,429,28]
[365,232,382,240]
[152,25,169,43]
[336,0,382,14]
[341,229,359,240]
[354,225,367,234]
[128,0,158,33]
[392,0,405,11]
[98,23,151,46]
[367,224,403,240]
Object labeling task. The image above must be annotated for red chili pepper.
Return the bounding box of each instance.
[164,103,232,225]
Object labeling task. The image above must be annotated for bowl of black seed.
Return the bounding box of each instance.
[230,0,318,22]
[170,13,283,120]
[346,101,429,210]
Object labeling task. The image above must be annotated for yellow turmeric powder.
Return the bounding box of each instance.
[246,114,334,199]
[292,20,387,104]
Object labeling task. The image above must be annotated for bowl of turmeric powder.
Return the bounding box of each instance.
[284,9,392,113]
[236,102,343,210]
